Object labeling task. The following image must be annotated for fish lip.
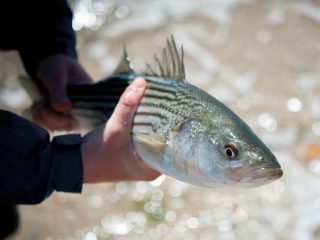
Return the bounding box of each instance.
[227,163,283,184]
[250,166,283,180]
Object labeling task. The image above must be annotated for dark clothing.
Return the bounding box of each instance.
[0,0,83,205]
[0,111,83,204]
[0,0,77,80]
[0,204,19,239]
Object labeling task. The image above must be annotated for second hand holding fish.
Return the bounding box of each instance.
[32,54,93,131]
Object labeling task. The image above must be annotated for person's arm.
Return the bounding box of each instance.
[17,0,77,80]
[16,0,93,129]
[0,110,82,204]
[0,78,159,204]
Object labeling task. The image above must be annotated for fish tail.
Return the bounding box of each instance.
[67,76,131,124]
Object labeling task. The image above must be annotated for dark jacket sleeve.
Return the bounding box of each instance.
[0,110,83,204]
[0,0,77,80]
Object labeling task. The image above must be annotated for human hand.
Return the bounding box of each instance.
[30,101,79,131]
[32,54,93,131]
[81,77,161,182]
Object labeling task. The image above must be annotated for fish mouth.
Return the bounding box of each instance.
[227,163,283,187]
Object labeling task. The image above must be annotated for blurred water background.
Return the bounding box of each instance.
[2,0,320,239]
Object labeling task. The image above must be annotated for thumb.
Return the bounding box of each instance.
[107,77,146,135]
[48,79,72,112]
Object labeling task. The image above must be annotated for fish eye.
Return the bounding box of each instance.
[223,142,238,160]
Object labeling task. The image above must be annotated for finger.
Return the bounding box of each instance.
[31,103,79,131]
[107,77,146,133]
[70,65,94,85]
[48,80,72,112]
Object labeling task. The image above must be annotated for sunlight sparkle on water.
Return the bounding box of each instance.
[258,113,278,132]
[312,121,320,135]
[115,182,128,195]
[308,159,320,175]
[102,215,133,235]
[84,232,97,240]
[187,217,200,229]
[217,219,233,232]
[115,5,130,19]
[287,97,302,112]
[88,195,104,209]
[165,210,177,223]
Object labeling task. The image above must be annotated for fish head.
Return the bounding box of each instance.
[215,129,282,188]
[179,115,283,188]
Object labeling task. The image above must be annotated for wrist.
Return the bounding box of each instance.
[52,134,83,192]
[81,126,105,183]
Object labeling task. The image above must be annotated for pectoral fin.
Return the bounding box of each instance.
[132,132,167,155]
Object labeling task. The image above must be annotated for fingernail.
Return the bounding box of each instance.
[124,90,135,102]
[124,78,146,102]
[131,77,145,90]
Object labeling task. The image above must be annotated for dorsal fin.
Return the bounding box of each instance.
[144,35,185,79]
[113,47,134,74]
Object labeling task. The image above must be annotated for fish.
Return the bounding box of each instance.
[20,36,283,188]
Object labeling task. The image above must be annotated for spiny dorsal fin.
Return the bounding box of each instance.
[113,47,134,74]
[144,35,185,79]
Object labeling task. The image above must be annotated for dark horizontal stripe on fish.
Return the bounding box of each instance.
[143,93,175,102]
[137,109,185,126]
[69,80,128,88]
[175,91,196,100]
[70,95,121,101]
[133,121,154,127]
[135,111,168,121]
[72,101,118,109]
[67,80,129,98]
[171,99,204,108]
[138,102,185,116]
[68,87,125,96]
[147,84,177,95]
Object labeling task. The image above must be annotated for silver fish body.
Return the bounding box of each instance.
[127,74,281,187]
[20,36,283,188]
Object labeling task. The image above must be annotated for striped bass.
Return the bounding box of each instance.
[20,36,283,188]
